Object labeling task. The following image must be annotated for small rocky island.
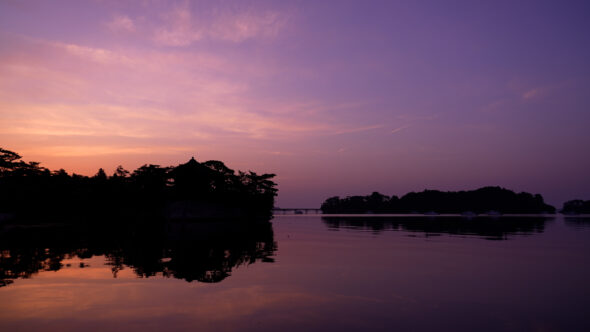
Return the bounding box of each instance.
[0,148,277,223]
[321,187,556,214]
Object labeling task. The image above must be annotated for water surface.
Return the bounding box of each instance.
[1,215,589,331]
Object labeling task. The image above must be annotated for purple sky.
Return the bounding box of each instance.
[1,0,589,207]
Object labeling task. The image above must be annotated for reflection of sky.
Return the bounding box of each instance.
[1,216,590,331]
[1,1,589,206]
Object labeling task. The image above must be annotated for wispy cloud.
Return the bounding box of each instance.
[332,124,383,135]
[152,3,288,46]
[153,5,202,46]
[210,10,287,42]
[0,33,383,169]
[32,145,195,157]
[105,14,136,33]
[391,125,410,134]
[63,43,133,65]
[522,89,538,100]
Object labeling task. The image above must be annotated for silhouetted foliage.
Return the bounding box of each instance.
[0,148,277,221]
[0,218,276,287]
[560,200,590,215]
[321,187,555,214]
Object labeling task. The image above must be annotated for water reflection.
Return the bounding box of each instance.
[564,216,590,229]
[322,216,553,240]
[0,219,276,287]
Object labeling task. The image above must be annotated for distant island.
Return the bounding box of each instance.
[0,148,277,222]
[321,187,556,214]
[560,200,590,215]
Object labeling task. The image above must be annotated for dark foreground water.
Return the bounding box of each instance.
[1,215,589,331]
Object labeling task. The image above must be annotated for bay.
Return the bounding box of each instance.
[1,215,589,331]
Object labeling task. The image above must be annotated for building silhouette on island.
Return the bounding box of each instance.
[0,147,277,222]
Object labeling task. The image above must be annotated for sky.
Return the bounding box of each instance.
[0,0,589,207]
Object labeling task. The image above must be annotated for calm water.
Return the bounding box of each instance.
[1,215,590,331]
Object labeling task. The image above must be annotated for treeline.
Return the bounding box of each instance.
[0,148,277,221]
[321,187,556,214]
[561,200,590,214]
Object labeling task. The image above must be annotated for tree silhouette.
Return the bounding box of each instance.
[0,148,22,172]
[561,200,590,214]
[0,147,278,221]
[321,187,556,214]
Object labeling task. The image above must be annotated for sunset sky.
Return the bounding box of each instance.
[1,0,589,207]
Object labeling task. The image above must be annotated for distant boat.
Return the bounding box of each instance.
[424,211,439,216]
[461,211,477,217]
[294,210,304,215]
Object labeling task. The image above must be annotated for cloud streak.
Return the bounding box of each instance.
[391,125,410,134]
[151,3,288,46]
[0,33,385,172]
[106,14,136,33]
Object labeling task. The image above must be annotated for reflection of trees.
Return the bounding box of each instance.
[564,217,590,229]
[0,219,276,287]
[0,247,68,287]
[322,216,552,240]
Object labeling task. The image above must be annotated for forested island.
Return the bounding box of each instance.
[561,200,590,215]
[0,148,277,222]
[321,187,556,214]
